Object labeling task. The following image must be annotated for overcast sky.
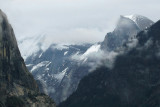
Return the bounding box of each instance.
[0,0,160,43]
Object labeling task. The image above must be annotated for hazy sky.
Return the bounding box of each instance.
[0,0,160,43]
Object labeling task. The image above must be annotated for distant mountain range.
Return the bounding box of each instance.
[18,14,154,104]
[25,43,92,103]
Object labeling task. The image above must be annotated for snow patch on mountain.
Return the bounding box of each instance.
[64,51,68,56]
[124,14,154,30]
[54,67,68,82]
[71,44,105,62]
[83,44,101,56]
[26,64,33,67]
[39,53,43,58]
[51,44,69,50]
[31,61,51,73]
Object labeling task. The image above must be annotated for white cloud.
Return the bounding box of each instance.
[0,0,160,44]
[70,44,119,71]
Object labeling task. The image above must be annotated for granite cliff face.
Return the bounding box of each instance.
[59,20,160,107]
[0,10,56,107]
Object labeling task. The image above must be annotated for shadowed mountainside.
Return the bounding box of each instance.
[59,20,160,107]
[0,10,56,107]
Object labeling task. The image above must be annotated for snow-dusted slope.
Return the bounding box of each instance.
[124,14,154,30]
[24,43,92,104]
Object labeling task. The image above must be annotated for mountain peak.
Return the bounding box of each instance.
[101,14,154,51]
[124,14,154,30]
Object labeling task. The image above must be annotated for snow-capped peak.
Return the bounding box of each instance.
[124,14,154,30]
[124,14,150,24]
[124,14,140,22]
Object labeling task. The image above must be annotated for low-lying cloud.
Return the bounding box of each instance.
[70,44,119,71]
